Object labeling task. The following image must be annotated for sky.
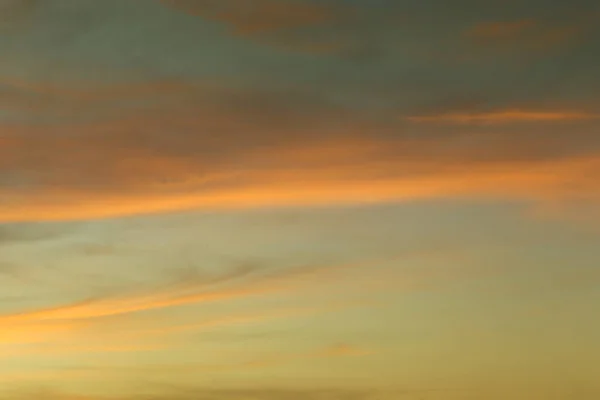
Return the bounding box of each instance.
[0,0,599,399]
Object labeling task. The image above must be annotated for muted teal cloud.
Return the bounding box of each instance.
[0,0,598,108]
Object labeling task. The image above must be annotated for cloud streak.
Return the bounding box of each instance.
[0,259,354,323]
[160,0,356,54]
[1,80,599,222]
[465,18,585,53]
[406,109,599,124]
[0,255,384,379]
[161,0,338,34]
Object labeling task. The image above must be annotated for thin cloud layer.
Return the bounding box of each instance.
[160,0,358,54]
[406,109,599,124]
[1,0,599,222]
[1,79,600,222]
[162,0,338,34]
[0,255,384,358]
[0,0,599,223]
[465,18,586,53]
[0,259,356,323]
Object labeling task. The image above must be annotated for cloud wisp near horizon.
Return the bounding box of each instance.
[1,1,600,399]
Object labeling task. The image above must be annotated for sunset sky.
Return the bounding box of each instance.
[1,1,600,399]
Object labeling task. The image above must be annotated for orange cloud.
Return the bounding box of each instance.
[1,79,599,223]
[162,0,337,34]
[465,17,589,54]
[406,109,599,124]
[2,139,599,223]
[160,0,354,54]
[467,19,538,40]
[0,320,94,346]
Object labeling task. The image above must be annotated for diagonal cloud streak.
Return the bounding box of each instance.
[0,258,366,324]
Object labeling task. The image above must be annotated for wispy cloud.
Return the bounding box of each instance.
[161,0,338,34]
[0,319,94,346]
[406,109,599,124]
[160,0,354,54]
[0,258,384,384]
[467,19,538,41]
[1,80,599,223]
[3,139,599,222]
[0,259,355,323]
[0,256,384,364]
[129,300,370,338]
[464,16,593,55]
[0,246,473,364]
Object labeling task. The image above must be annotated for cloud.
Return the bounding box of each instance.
[0,258,366,324]
[406,109,599,124]
[0,318,99,347]
[1,71,599,223]
[0,240,481,363]
[467,19,538,40]
[0,257,381,371]
[161,0,337,34]
[464,15,595,55]
[160,0,360,54]
[0,248,443,365]
[2,131,600,223]
[2,127,600,223]
[130,301,368,338]
[0,79,203,123]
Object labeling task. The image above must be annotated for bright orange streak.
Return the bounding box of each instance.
[2,154,598,223]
